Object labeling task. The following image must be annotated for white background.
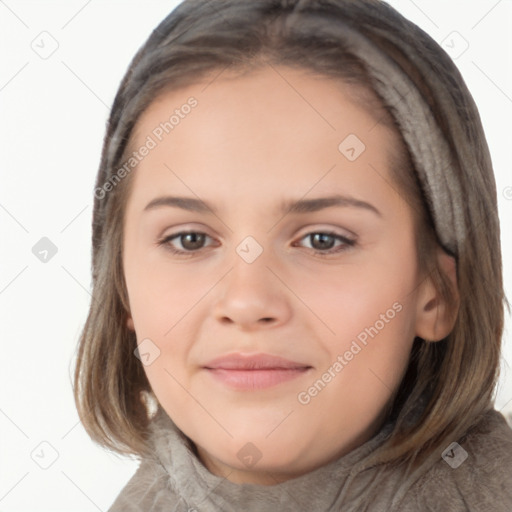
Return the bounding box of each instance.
[0,1,511,510]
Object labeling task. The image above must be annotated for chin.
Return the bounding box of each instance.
[198,429,316,476]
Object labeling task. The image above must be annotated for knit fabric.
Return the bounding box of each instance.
[108,405,512,511]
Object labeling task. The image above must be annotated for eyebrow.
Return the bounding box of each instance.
[143,194,382,217]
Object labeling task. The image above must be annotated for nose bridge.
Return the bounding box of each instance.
[213,236,292,328]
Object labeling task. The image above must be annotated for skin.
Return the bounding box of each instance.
[123,65,456,485]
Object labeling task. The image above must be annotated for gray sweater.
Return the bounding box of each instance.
[108,406,512,511]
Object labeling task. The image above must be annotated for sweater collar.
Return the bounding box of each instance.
[147,406,396,511]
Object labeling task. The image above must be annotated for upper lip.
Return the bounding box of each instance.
[203,353,311,370]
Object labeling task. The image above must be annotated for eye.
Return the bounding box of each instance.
[157,231,215,256]
[294,231,356,255]
[157,229,356,258]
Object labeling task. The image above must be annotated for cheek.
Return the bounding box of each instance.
[124,247,216,336]
[297,299,415,439]
[290,247,417,402]
[316,231,417,342]
[123,251,219,397]
[127,263,203,419]
[294,258,415,344]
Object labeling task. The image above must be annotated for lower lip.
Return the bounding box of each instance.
[205,368,310,390]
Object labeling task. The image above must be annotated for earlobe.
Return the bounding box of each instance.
[126,315,135,331]
[415,248,459,343]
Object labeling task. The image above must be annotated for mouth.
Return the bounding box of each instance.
[203,353,313,390]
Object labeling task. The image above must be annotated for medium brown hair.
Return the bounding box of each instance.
[73,0,505,472]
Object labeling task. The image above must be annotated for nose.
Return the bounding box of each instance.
[213,250,292,331]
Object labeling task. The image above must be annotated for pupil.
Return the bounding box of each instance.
[312,233,334,250]
[182,233,204,250]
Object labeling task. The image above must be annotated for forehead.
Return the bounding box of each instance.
[134,65,392,143]
[126,66,400,211]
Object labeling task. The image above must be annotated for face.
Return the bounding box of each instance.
[123,66,428,484]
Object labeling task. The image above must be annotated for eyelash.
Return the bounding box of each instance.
[157,230,356,258]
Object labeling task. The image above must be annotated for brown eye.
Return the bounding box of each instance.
[158,231,214,256]
[309,233,336,250]
[178,232,207,251]
[296,231,356,256]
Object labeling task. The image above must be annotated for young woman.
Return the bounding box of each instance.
[74,1,512,510]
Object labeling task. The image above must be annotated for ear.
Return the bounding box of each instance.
[126,313,135,331]
[415,248,459,342]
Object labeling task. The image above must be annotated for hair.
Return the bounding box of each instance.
[73,0,506,473]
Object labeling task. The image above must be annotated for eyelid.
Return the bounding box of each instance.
[158,222,219,241]
[296,230,356,244]
[295,223,357,239]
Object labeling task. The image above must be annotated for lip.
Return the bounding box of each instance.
[203,353,312,390]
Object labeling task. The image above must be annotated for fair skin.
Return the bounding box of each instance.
[123,66,456,485]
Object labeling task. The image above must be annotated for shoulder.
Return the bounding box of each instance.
[107,456,183,512]
[397,409,512,512]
